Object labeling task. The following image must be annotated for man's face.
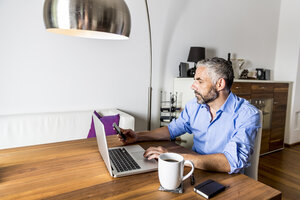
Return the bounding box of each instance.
[191,66,219,104]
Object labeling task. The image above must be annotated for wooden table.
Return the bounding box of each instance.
[0,136,281,200]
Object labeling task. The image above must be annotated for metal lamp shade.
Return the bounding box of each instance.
[43,0,131,40]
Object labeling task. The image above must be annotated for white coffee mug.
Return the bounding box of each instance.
[158,153,194,190]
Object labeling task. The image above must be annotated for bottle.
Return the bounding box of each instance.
[227,53,232,65]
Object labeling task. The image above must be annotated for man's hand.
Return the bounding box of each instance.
[117,128,137,145]
[143,146,168,160]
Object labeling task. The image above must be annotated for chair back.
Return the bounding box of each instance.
[244,110,263,180]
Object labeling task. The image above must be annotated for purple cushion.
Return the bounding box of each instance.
[87,111,120,138]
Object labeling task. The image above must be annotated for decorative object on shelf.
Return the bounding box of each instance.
[264,69,271,80]
[256,68,271,80]
[160,91,181,127]
[187,47,205,77]
[231,58,245,79]
[227,53,232,65]
[43,0,131,40]
[179,62,189,77]
[239,69,249,79]
[247,70,257,79]
[187,67,196,77]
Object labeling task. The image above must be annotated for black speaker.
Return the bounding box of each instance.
[265,69,270,80]
[179,62,189,77]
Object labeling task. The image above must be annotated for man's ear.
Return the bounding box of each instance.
[216,78,226,91]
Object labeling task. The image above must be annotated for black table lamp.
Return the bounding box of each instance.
[187,47,205,77]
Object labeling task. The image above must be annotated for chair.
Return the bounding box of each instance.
[244,110,263,180]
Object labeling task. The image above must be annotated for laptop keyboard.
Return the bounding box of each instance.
[109,148,141,172]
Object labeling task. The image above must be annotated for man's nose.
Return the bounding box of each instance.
[191,81,197,91]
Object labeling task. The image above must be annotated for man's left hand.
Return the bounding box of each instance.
[143,146,168,160]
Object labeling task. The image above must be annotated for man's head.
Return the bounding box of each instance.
[191,57,234,104]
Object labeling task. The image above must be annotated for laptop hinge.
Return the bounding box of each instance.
[111,165,116,176]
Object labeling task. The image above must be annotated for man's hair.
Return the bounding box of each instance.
[196,57,234,90]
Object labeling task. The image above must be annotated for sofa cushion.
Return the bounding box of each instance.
[87,111,120,138]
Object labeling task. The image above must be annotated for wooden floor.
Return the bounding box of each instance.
[258,144,300,200]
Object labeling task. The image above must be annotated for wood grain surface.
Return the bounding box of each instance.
[0,136,281,200]
[259,144,300,200]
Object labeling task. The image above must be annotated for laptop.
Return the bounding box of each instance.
[93,113,158,178]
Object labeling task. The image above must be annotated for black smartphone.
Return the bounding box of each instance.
[113,122,126,141]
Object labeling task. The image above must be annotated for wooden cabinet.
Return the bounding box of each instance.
[231,83,251,100]
[232,81,289,155]
[270,84,289,152]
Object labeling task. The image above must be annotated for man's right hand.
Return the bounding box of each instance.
[117,126,170,145]
[118,128,137,145]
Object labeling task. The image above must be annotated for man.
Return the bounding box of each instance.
[119,57,260,174]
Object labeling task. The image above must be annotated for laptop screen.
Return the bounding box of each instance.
[93,114,113,176]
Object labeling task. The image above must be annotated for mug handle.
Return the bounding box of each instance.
[182,160,194,181]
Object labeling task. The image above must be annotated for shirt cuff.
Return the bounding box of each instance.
[223,151,237,174]
[167,122,177,140]
[223,142,250,174]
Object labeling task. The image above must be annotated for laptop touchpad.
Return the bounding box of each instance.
[131,152,145,160]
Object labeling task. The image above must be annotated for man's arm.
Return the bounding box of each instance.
[144,146,231,172]
[119,126,170,144]
[182,152,231,172]
[136,126,170,142]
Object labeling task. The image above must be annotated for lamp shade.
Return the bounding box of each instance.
[43,0,131,40]
[187,47,205,63]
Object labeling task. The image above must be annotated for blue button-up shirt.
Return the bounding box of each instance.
[168,92,261,174]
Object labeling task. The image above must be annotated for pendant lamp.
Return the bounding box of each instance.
[43,0,153,130]
[43,0,131,40]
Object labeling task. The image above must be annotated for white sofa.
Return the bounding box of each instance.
[0,109,135,150]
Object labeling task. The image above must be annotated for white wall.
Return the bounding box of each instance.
[149,0,281,128]
[2,0,297,144]
[0,0,150,131]
[274,0,300,144]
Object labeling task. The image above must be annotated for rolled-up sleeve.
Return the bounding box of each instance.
[223,112,260,174]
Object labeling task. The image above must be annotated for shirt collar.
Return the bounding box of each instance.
[199,102,208,109]
[218,91,235,113]
[198,92,236,113]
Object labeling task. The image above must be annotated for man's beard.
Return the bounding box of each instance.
[194,86,219,104]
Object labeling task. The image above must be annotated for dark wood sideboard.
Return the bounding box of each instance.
[232,81,289,155]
